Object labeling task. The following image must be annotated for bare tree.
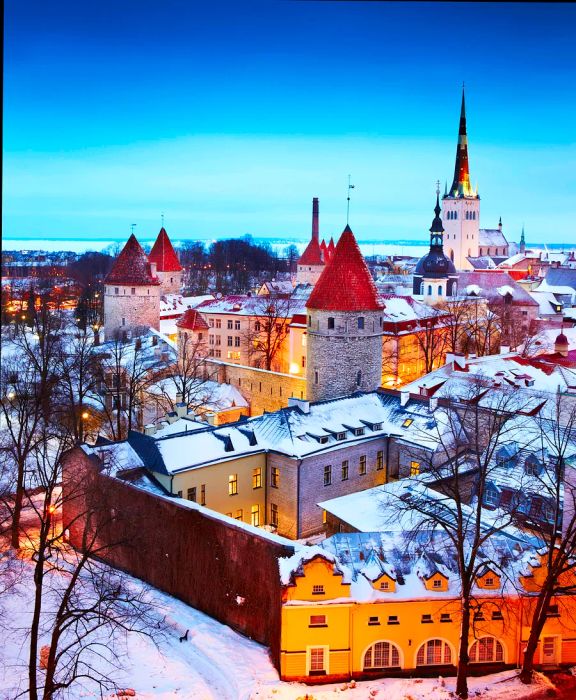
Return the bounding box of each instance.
[388,384,533,698]
[244,296,293,372]
[414,315,450,375]
[519,392,576,683]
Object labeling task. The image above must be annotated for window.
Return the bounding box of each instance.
[314,370,319,385]
[121,317,126,326]
[308,315,312,327]
[200,484,206,505]
[227,336,233,346]
[327,317,335,329]
[209,319,214,327]
[312,585,325,595]
[469,637,504,664]
[215,319,221,329]
[227,351,241,360]
[354,427,365,436]
[368,616,380,626]
[235,320,240,330]
[235,509,243,520]
[363,641,400,670]
[251,505,260,527]
[341,461,349,481]
[546,604,559,618]
[324,465,332,486]
[270,503,278,527]
[337,432,346,441]
[252,467,262,489]
[402,418,413,428]
[226,512,232,517]
[309,647,326,674]
[309,615,326,627]
[387,615,399,625]
[177,490,183,498]
[474,610,485,621]
[227,319,233,329]
[215,349,221,358]
[380,580,390,590]
[440,613,451,623]
[228,474,238,496]
[115,287,119,295]
[492,610,504,621]
[422,614,433,624]
[358,317,365,330]
[438,285,443,296]
[301,355,306,368]
[187,487,197,502]
[255,320,261,332]
[410,461,420,476]
[485,577,494,587]
[377,451,384,470]
[131,287,136,295]
[483,489,499,508]
[209,334,215,345]
[271,467,279,488]
[416,639,452,666]
[234,336,240,347]
[359,455,367,475]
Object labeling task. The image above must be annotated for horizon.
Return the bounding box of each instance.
[4,1,576,243]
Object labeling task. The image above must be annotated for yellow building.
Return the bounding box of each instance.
[279,545,576,682]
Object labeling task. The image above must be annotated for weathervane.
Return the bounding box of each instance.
[161,212,164,227]
[130,223,137,236]
[346,175,355,225]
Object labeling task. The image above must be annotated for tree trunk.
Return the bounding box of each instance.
[11,463,25,549]
[455,597,471,698]
[520,590,553,684]
[29,526,48,700]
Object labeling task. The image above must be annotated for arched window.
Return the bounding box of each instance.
[416,639,452,666]
[420,282,425,295]
[427,285,432,296]
[438,285,443,296]
[452,282,458,296]
[469,637,504,663]
[363,641,401,670]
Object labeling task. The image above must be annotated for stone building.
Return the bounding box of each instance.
[103,234,161,338]
[306,225,384,402]
[148,226,183,295]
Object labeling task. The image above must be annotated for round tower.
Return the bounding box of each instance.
[103,234,161,339]
[306,225,384,402]
[148,226,183,295]
[413,189,459,301]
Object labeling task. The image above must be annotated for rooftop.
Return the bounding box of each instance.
[147,227,183,272]
[105,234,161,287]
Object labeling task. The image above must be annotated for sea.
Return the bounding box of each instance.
[2,237,574,259]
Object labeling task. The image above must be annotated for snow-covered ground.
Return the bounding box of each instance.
[0,552,563,700]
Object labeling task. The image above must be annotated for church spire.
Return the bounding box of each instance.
[520,224,526,254]
[429,183,444,250]
[447,86,475,198]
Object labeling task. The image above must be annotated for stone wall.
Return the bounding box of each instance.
[157,270,182,295]
[62,448,295,668]
[306,309,383,402]
[203,359,307,416]
[104,283,160,338]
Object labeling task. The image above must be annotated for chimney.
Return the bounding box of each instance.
[144,424,157,436]
[498,217,502,232]
[429,397,438,412]
[175,392,183,404]
[205,412,217,425]
[400,390,410,407]
[312,197,319,242]
[288,397,310,414]
[175,402,187,418]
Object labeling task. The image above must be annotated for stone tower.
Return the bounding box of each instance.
[413,189,459,301]
[103,234,161,339]
[148,227,183,295]
[296,198,326,285]
[306,225,384,402]
[442,88,480,271]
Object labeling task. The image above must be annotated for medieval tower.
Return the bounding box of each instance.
[147,227,183,295]
[442,88,480,270]
[306,225,384,402]
[103,234,161,338]
[296,198,328,285]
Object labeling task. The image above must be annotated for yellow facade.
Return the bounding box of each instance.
[280,553,576,682]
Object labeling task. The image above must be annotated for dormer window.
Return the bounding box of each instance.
[354,428,364,436]
[402,418,413,428]
[318,436,329,444]
[337,432,346,441]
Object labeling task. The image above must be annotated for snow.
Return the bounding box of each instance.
[497,285,516,297]
[465,284,482,295]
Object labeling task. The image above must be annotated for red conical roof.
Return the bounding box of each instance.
[327,237,335,260]
[298,237,324,266]
[105,234,161,286]
[148,227,183,272]
[307,225,383,311]
[176,309,209,331]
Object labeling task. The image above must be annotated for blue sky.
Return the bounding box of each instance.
[4,1,576,244]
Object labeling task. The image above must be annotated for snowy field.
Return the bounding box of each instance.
[0,554,563,700]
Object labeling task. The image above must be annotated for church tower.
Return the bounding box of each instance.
[519,225,526,255]
[306,225,384,402]
[442,88,480,270]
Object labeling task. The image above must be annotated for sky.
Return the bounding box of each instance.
[4,1,576,245]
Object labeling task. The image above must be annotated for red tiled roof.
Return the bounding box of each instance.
[306,225,383,311]
[298,237,324,266]
[176,309,209,331]
[105,234,161,286]
[328,237,335,259]
[148,227,183,272]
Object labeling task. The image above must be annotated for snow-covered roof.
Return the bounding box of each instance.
[159,294,214,318]
[195,294,307,317]
[480,228,508,247]
[498,253,528,268]
[528,290,564,316]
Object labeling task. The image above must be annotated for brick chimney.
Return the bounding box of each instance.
[312,197,319,243]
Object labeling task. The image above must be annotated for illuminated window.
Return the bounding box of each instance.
[270,503,278,527]
[402,418,413,428]
[359,455,367,475]
[323,465,332,486]
[377,451,384,470]
[250,504,260,526]
[410,461,420,476]
[416,639,452,666]
[363,641,400,670]
[252,467,262,489]
[228,474,238,496]
[235,509,243,520]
